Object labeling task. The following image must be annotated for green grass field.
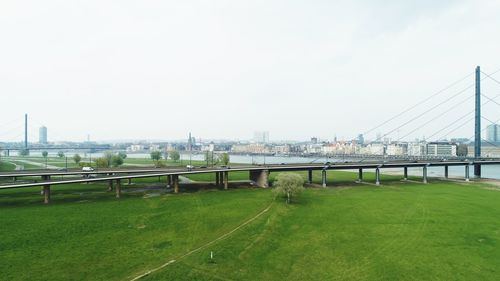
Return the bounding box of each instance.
[0,161,16,171]
[1,171,500,280]
[0,156,224,170]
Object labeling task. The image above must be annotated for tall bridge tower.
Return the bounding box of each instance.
[24,113,28,149]
[474,66,481,177]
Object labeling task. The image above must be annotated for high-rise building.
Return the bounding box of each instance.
[39,126,47,144]
[486,124,500,143]
[187,132,193,151]
[357,134,364,144]
[253,131,269,143]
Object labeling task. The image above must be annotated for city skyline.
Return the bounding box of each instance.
[1,1,500,142]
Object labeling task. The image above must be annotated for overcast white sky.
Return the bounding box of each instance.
[1,0,500,142]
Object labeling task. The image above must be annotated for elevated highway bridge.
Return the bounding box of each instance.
[1,159,499,204]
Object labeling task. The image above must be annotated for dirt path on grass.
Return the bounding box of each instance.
[129,202,274,281]
[11,159,59,169]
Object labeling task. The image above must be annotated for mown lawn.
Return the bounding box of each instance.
[1,172,500,281]
[0,161,16,171]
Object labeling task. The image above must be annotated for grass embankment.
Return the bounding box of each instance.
[2,171,500,280]
[0,161,16,171]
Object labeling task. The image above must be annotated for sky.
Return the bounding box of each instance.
[1,0,500,143]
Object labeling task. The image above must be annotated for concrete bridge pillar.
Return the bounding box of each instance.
[465,165,470,182]
[423,165,428,184]
[375,168,380,186]
[173,175,179,193]
[128,177,132,185]
[308,170,313,184]
[167,175,171,188]
[357,169,363,183]
[444,166,449,179]
[249,170,269,188]
[321,169,327,187]
[108,178,114,191]
[116,179,121,198]
[403,167,408,181]
[223,171,229,190]
[215,172,220,186]
[43,175,51,204]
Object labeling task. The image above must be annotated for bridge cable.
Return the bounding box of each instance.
[363,71,474,136]
[481,70,500,86]
[378,68,500,142]
[375,83,475,142]
[428,92,500,141]
[395,94,475,142]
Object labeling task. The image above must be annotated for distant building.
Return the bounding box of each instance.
[310,137,318,144]
[426,142,457,157]
[127,144,145,152]
[187,132,193,151]
[39,126,47,144]
[149,144,160,151]
[367,143,385,155]
[357,134,364,145]
[408,143,427,156]
[386,143,407,156]
[254,131,269,143]
[486,124,500,143]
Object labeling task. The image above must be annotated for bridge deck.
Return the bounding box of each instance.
[1,160,499,190]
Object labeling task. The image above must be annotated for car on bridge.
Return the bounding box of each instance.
[82,167,94,172]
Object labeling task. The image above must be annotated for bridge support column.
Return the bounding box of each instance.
[357,169,363,183]
[115,179,121,198]
[423,166,428,184]
[308,169,313,184]
[173,175,179,193]
[108,179,114,192]
[128,178,132,185]
[375,168,380,186]
[322,169,327,187]
[465,165,470,182]
[167,175,171,188]
[403,167,408,181]
[249,170,269,188]
[474,66,481,178]
[43,175,51,204]
[444,166,449,179]
[223,171,229,190]
[215,172,220,186]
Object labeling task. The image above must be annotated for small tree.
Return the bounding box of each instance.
[57,151,64,158]
[95,157,109,168]
[73,154,81,165]
[42,151,48,168]
[273,173,305,204]
[103,151,114,167]
[118,151,127,159]
[219,153,230,166]
[163,150,169,162]
[150,150,162,166]
[111,155,124,167]
[169,150,180,162]
[18,149,29,156]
